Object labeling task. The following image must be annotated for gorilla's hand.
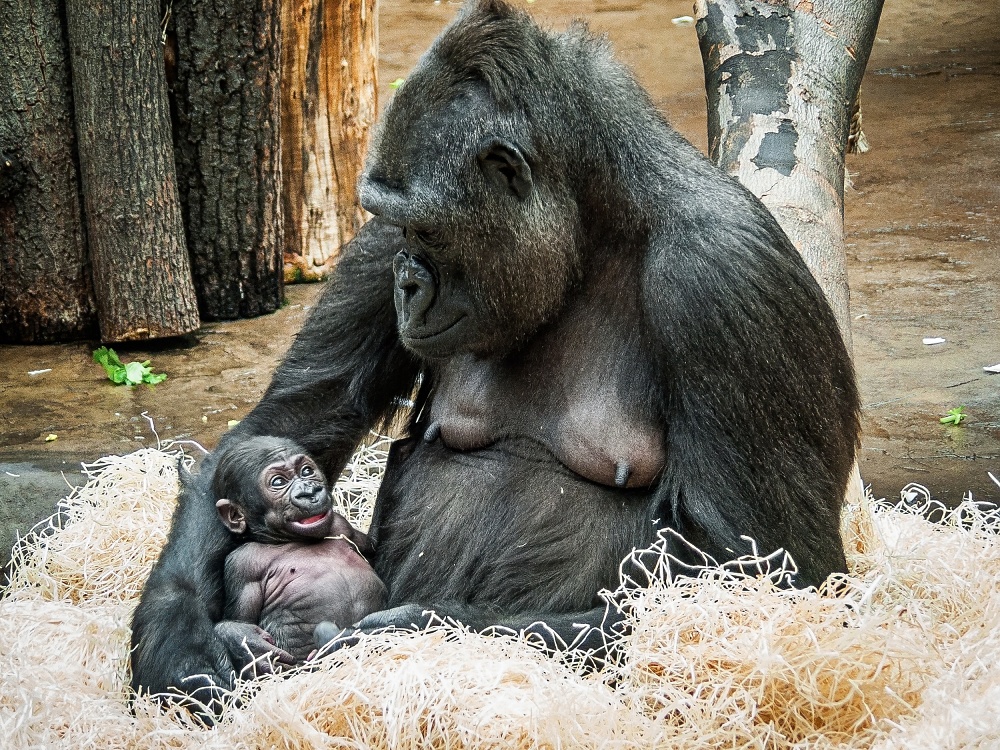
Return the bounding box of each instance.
[313,604,433,654]
[355,603,433,630]
[214,621,295,677]
[130,605,236,725]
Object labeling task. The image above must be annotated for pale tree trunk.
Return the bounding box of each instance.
[281,0,378,282]
[695,0,883,350]
[65,0,200,342]
[695,0,884,508]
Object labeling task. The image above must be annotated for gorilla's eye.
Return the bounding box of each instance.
[404,226,440,249]
[269,475,287,488]
[300,465,314,477]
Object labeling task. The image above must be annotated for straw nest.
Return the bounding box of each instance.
[2,441,998,749]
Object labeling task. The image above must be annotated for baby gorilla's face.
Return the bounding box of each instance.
[260,453,334,540]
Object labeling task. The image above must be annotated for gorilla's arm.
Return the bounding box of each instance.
[221,546,270,623]
[320,601,627,670]
[642,180,859,589]
[129,476,237,717]
[130,219,419,709]
[329,511,375,557]
[212,548,297,672]
[224,219,421,479]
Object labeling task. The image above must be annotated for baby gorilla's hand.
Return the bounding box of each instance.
[214,621,295,677]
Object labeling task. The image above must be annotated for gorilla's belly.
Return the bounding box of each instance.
[372,437,655,613]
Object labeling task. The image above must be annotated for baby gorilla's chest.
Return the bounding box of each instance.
[258,541,385,659]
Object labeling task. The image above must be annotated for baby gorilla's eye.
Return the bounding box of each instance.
[300,465,314,477]
[269,475,287,488]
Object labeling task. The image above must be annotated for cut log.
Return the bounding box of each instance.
[281,0,378,282]
[173,0,285,320]
[0,0,96,343]
[695,0,884,349]
[65,0,200,342]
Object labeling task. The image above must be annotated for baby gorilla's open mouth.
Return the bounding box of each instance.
[289,511,331,535]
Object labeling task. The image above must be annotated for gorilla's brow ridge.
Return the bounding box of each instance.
[429,0,608,111]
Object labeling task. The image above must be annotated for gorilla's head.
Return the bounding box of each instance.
[359,0,585,359]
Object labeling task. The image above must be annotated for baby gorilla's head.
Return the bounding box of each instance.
[213,436,334,543]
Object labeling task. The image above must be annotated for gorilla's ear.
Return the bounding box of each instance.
[216,498,247,535]
[478,139,532,200]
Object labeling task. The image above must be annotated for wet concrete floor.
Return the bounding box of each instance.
[1,0,998,574]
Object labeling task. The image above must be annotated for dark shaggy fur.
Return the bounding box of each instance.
[130,0,859,719]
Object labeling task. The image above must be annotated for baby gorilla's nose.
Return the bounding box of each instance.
[292,481,325,510]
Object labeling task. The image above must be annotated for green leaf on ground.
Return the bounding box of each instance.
[92,347,167,387]
[940,406,967,426]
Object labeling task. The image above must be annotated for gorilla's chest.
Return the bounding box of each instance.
[426,310,666,489]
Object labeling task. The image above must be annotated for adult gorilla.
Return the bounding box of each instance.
[131,0,859,707]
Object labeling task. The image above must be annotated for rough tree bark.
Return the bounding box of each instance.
[281,0,378,282]
[0,0,96,342]
[695,0,884,506]
[173,0,284,320]
[695,0,884,350]
[65,0,200,342]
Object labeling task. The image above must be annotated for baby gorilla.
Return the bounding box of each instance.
[211,436,386,667]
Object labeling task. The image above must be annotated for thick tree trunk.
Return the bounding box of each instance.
[281,0,378,282]
[65,0,200,342]
[0,0,96,343]
[695,0,883,350]
[173,0,284,320]
[696,0,884,507]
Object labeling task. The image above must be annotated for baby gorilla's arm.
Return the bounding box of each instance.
[214,544,295,675]
[328,511,374,557]
[213,621,294,676]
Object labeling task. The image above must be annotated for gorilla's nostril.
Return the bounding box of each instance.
[394,252,436,322]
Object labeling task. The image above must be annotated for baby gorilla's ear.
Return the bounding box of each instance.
[216,498,247,534]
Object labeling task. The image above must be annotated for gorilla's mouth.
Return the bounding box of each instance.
[408,314,466,341]
[290,511,330,532]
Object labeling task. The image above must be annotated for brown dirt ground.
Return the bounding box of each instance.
[1,0,997,574]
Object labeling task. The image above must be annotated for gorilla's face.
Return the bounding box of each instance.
[359,81,581,359]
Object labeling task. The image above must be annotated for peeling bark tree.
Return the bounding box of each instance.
[0,0,96,343]
[281,0,378,282]
[173,0,284,320]
[696,0,884,503]
[65,0,200,342]
[695,0,884,349]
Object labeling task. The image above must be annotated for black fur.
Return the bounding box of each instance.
[130,0,859,716]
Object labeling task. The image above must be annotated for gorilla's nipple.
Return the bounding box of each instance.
[424,421,441,442]
[615,462,631,488]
